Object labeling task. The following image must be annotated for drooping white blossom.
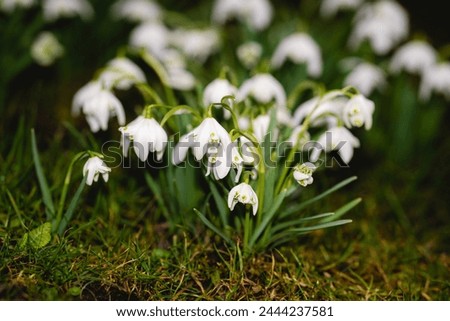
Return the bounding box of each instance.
[30,31,64,67]
[419,62,450,101]
[83,156,111,186]
[310,126,360,164]
[349,0,409,55]
[203,78,237,107]
[166,67,196,91]
[212,0,273,31]
[42,0,94,21]
[293,162,316,187]
[320,0,363,18]
[287,125,311,150]
[119,115,168,162]
[343,62,386,96]
[228,182,259,215]
[111,0,161,23]
[238,74,286,108]
[237,41,263,69]
[271,33,323,78]
[1,0,36,13]
[389,40,437,76]
[129,22,169,59]
[98,57,146,90]
[342,94,375,130]
[170,28,220,63]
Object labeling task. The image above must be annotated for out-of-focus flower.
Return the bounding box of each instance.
[129,22,169,59]
[111,0,161,23]
[212,0,273,31]
[320,0,363,18]
[293,162,316,187]
[271,33,323,78]
[228,182,258,215]
[342,94,375,130]
[83,156,111,186]
[73,82,125,132]
[30,31,64,66]
[203,78,237,119]
[170,28,220,63]
[389,40,437,76]
[99,57,146,90]
[166,67,196,91]
[287,125,311,150]
[310,126,360,164]
[42,0,94,21]
[119,115,168,162]
[237,41,263,69]
[343,62,386,96]
[238,74,286,108]
[1,0,36,13]
[349,0,409,55]
[419,62,450,101]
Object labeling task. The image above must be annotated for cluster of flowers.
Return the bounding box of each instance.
[74,1,377,217]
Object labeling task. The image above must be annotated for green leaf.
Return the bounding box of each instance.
[271,212,335,234]
[57,176,87,236]
[287,219,353,233]
[282,176,357,218]
[320,198,361,223]
[31,129,55,220]
[208,180,228,228]
[195,208,233,245]
[19,222,52,249]
[145,172,171,220]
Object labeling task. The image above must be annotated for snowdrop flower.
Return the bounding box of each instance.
[310,127,360,164]
[173,117,231,179]
[129,22,169,59]
[271,33,323,77]
[349,0,409,55]
[83,156,111,186]
[287,125,311,150]
[73,82,125,132]
[343,62,386,96]
[419,63,450,101]
[30,31,64,67]
[237,41,263,69]
[342,94,375,130]
[42,0,94,21]
[238,116,250,131]
[111,0,161,23]
[98,57,146,90]
[320,0,362,18]
[228,182,258,215]
[1,0,36,12]
[252,114,272,142]
[238,74,286,108]
[166,67,196,91]
[119,115,168,162]
[203,78,237,107]
[293,162,316,187]
[170,29,220,63]
[212,0,273,31]
[389,40,437,76]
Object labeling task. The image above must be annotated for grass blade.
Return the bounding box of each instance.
[31,129,55,220]
[195,209,233,245]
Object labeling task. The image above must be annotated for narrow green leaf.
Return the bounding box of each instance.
[271,212,335,234]
[320,198,361,223]
[31,129,55,219]
[195,209,233,245]
[287,219,353,233]
[208,181,228,228]
[145,172,171,220]
[282,176,357,218]
[57,176,87,236]
[19,222,52,249]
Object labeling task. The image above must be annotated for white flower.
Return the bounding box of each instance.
[203,78,237,119]
[212,0,273,31]
[42,0,94,21]
[75,84,126,132]
[389,40,437,76]
[166,67,196,91]
[237,41,263,69]
[287,125,311,150]
[1,0,36,12]
[238,74,286,108]
[271,33,323,77]
[252,114,271,142]
[293,162,316,187]
[349,0,409,55]
[320,0,362,18]
[30,31,64,67]
[228,182,258,215]
[310,127,360,164]
[170,28,220,63]
[83,156,111,186]
[419,63,450,101]
[343,62,386,96]
[111,0,161,23]
[98,57,146,90]
[129,22,169,59]
[119,115,167,162]
[342,94,375,130]
[173,117,231,179]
